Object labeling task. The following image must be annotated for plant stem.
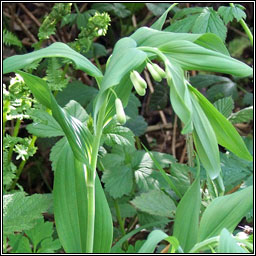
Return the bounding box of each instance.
[85,96,108,253]
[8,118,22,162]
[3,100,10,137]
[189,236,219,253]
[10,135,37,190]
[229,3,253,46]
[114,200,126,236]
[186,133,194,168]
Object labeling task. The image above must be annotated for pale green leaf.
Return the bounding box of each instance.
[228,106,253,124]
[160,40,252,77]
[3,42,102,78]
[213,97,234,118]
[218,228,247,253]
[53,141,113,252]
[173,172,201,252]
[190,92,221,179]
[131,190,176,217]
[189,84,252,161]
[199,186,253,241]
[138,230,168,253]
[3,192,50,235]
[64,100,89,124]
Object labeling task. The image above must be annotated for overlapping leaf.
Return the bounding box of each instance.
[3,42,102,77]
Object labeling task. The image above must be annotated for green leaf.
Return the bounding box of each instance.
[190,92,221,179]
[3,192,50,235]
[192,7,227,41]
[64,100,89,124]
[189,84,252,161]
[199,186,253,241]
[3,42,102,78]
[149,84,169,111]
[138,229,168,253]
[160,40,252,77]
[213,97,234,118]
[8,234,32,253]
[53,141,113,252]
[228,37,251,58]
[173,170,201,252]
[3,29,23,48]
[26,110,63,138]
[172,7,204,20]
[218,228,247,253]
[131,190,176,217]
[228,106,253,124]
[25,218,61,253]
[102,119,135,147]
[146,3,171,16]
[166,61,193,134]
[17,71,93,165]
[218,5,246,25]
[102,165,133,199]
[56,81,98,108]
[190,74,235,90]
[125,115,148,136]
[151,3,177,30]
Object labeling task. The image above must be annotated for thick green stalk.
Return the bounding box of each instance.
[3,100,10,137]
[85,96,108,253]
[230,3,253,45]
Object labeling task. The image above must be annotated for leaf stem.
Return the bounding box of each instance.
[8,118,22,162]
[10,135,37,190]
[114,200,126,236]
[3,100,10,137]
[229,3,253,46]
[189,236,219,253]
[86,95,108,253]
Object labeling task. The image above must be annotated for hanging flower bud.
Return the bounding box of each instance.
[152,63,166,78]
[146,63,162,82]
[130,71,146,96]
[115,98,126,125]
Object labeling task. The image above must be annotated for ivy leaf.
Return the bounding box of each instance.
[192,7,227,42]
[102,165,133,199]
[3,192,50,235]
[228,106,253,124]
[218,5,246,25]
[131,190,176,217]
[213,97,234,118]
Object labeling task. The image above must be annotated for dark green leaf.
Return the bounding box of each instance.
[8,234,32,253]
[218,5,246,25]
[125,115,148,136]
[146,3,171,16]
[228,106,253,124]
[102,165,133,199]
[149,84,169,111]
[131,190,176,217]
[213,97,234,118]
[207,82,237,102]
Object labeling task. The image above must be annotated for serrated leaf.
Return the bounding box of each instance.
[26,110,63,138]
[228,37,251,58]
[149,84,169,111]
[207,82,237,102]
[218,5,246,25]
[25,218,61,253]
[8,234,32,253]
[172,7,204,20]
[228,106,253,124]
[102,120,135,147]
[131,190,176,217]
[199,186,253,241]
[125,115,148,136]
[192,7,227,42]
[217,228,247,253]
[213,97,234,118]
[102,165,133,199]
[3,192,50,235]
